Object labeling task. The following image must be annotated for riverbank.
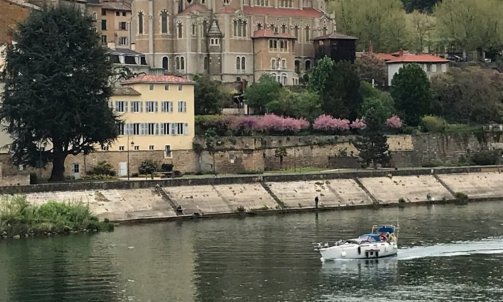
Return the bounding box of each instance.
[0,195,114,239]
[1,165,502,224]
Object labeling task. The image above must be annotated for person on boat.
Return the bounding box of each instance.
[388,233,396,242]
[379,233,387,242]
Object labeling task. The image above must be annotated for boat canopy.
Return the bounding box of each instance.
[358,234,380,242]
[376,225,396,234]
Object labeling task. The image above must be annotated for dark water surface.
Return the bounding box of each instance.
[1,201,503,302]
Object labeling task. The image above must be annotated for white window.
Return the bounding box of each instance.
[149,84,154,90]
[149,145,155,150]
[210,38,220,45]
[175,56,185,70]
[160,10,169,34]
[119,145,125,151]
[118,37,128,45]
[115,101,127,112]
[146,101,158,112]
[146,123,157,135]
[131,101,142,112]
[118,123,125,135]
[178,101,187,112]
[131,123,140,135]
[164,84,169,90]
[160,123,170,135]
[178,85,183,91]
[134,145,140,151]
[161,101,173,112]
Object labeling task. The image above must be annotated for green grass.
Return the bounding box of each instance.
[0,195,113,239]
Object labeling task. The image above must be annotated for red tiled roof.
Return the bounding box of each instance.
[122,75,193,85]
[377,52,449,63]
[243,6,323,18]
[178,3,211,16]
[252,28,295,39]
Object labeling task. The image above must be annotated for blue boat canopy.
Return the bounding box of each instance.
[358,234,381,242]
[376,226,396,234]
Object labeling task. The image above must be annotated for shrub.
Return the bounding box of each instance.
[313,114,350,132]
[138,160,158,175]
[88,161,115,176]
[350,118,366,130]
[161,163,174,172]
[454,192,469,204]
[420,115,447,133]
[470,150,500,165]
[386,115,402,129]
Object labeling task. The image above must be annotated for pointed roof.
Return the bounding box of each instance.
[313,32,358,40]
[178,3,211,16]
[207,19,223,37]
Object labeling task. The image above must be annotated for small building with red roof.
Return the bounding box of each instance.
[376,51,449,86]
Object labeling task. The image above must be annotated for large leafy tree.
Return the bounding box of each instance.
[319,61,362,120]
[194,74,229,115]
[330,0,408,52]
[355,53,387,87]
[354,107,391,169]
[266,90,321,120]
[308,56,334,93]
[401,0,441,13]
[244,74,283,114]
[431,67,503,124]
[0,6,120,181]
[390,64,432,126]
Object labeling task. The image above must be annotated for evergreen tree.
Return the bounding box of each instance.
[354,107,391,168]
[308,56,334,93]
[0,6,120,181]
[390,63,431,126]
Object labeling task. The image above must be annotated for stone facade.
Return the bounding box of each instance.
[130,0,335,85]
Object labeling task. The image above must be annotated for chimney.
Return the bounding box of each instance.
[130,43,136,51]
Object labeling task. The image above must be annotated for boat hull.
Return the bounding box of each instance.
[319,242,398,261]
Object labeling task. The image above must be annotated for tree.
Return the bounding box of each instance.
[390,64,432,126]
[244,74,283,114]
[430,66,503,124]
[308,56,334,93]
[355,53,387,87]
[354,107,391,169]
[319,61,362,120]
[407,11,436,53]
[434,0,503,57]
[265,90,321,120]
[359,81,396,122]
[330,0,408,52]
[194,74,229,115]
[0,6,120,181]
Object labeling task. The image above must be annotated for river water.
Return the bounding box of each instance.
[1,201,503,302]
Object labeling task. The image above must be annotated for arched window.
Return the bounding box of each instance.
[294,60,300,73]
[241,57,246,70]
[281,24,287,34]
[236,56,241,70]
[294,25,300,40]
[271,58,277,69]
[257,23,262,31]
[175,57,180,70]
[180,57,185,70]
[281,59,287,69]
[138,11,144,34]
[202,20,209,35]
[305,26,310,42]
[160,10,168,34]
[177,23,183,39]
[162,57,169,70]
[305,60,311,71]
[281,73,287,85]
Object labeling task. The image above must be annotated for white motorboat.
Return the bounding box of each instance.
[314,225,398,262]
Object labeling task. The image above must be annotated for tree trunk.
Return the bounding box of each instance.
[50,151,67,182]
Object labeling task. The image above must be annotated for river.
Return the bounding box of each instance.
[1,201,503,302]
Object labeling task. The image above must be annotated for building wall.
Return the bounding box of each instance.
[86,3,132,48]
[387,62,449,86]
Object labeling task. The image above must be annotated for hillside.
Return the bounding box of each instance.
[0,0,30,45]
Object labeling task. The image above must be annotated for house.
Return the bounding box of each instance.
[108,74,195,177]
[130,0,335,85]
[313,32,358,63]
[376,51,449,86]
[86,0,133,48]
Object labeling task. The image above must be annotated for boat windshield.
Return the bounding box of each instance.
[358,234,380,242]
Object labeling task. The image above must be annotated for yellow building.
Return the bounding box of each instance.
[109,74,194,175]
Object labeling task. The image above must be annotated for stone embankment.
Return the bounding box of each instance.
[1,166,503,223]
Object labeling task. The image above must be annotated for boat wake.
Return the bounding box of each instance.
[397,237,503,260]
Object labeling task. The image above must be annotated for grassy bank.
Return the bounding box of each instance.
[0,195,113,239]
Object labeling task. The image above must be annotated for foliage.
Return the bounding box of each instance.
[0,6,120,181]
[255,114,309,134]
[138,160,158,175]
[313,115,350,132]
[355,53,387,87]
[266,89,321,120]
[308,56,334,92]
[434,0,503,54]
[420,115,447,133]
[330,0,408,52]
[88,161,115,176]
[319,61,362,120]
[386,115,403,129]
[194,74,229,115]
[406,11,436,53]
[111,66,145,86]
[244,74,283,114]
[0,195,113,238]
[430,67,503,124]
[391,64,432,126]
[470,150,500,166]
[354,108,391,168]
